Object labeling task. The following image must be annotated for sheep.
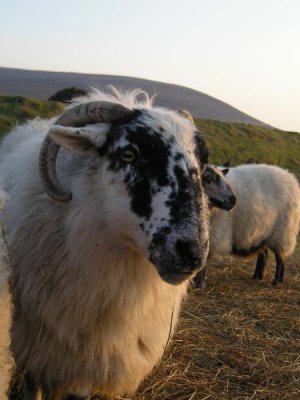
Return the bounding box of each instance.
[195,164,300,288]
[0,87,210,399]
[202,165,236,211]
[194,165,236,288]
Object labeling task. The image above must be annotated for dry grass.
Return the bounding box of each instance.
[129,242,300,400]
[1,243,300,399]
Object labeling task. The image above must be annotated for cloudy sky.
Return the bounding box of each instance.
[1,0,300,131]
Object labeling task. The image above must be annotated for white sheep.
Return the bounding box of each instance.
[195,164,300,288]
[0,87,209,399]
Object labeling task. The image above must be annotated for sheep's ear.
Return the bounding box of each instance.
[222,168,229,176]
[49,124,109,155]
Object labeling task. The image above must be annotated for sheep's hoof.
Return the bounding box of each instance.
[272,279,282,287]
[252,273,263,281]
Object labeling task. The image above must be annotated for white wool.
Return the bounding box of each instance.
[73,85,154,109]
[209,164,300,259]
[0,87,208,397]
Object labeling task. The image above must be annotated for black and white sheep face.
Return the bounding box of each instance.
[203,166,236,211]
[49,111,209,285]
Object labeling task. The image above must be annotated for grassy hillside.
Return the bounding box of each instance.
[0,95,64,138]
[0,95,299,180]
[196,119,300,180]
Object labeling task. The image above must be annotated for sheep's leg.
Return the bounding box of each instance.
[253,248,268,280]
[273,252,285,285]
[194,267,206,289]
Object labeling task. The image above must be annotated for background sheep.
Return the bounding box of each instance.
[202,165,236,211]
[0,88,209,399]
[194,165,236,288]
[195,164,300,288]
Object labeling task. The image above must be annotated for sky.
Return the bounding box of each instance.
[1,0,300,131]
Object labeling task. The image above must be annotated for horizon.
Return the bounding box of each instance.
[1,0,300,131]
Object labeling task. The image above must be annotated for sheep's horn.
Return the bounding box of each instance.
[39,102,134,202]
[176,109,194,122]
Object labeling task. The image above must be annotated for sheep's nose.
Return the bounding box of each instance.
[175,239,202,272]
[191,255,201,267]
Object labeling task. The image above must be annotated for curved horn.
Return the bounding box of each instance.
[55,101,135,127]
[39,101,135,202]
[176,109,194,122]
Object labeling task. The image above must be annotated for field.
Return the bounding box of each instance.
[133,240,300,400]
[0,243,299,399]
[0,97,299,399]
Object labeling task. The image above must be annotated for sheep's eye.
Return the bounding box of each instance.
[203,175,212,184]
[120,149,136,163]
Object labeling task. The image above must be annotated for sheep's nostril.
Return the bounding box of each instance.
[175,239,202,270]
[230,195,236,205]
[191,256,201,267]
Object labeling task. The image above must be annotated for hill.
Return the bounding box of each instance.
[0,67,266,126]
[0,95,64,138]
[196,119,300,180]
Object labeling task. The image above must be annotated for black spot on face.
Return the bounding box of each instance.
[97,131,119,157]
[166,165,193,224]
[126,127,171,186]
[129,177,152,219]
[96,116,173,220]
[175,152,184,162]
[120,124,173,219]
[150,226,172,248]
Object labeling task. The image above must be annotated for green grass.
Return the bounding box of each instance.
[0,95,64,138]
[195,118,300,180]
[0,96,299,180]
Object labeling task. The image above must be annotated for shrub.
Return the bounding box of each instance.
[49,87,87,103]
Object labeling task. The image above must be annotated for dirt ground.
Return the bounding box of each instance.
[0,242,299,399]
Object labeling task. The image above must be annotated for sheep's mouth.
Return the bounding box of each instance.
[210,197,236,211]
[159,270,195,285]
